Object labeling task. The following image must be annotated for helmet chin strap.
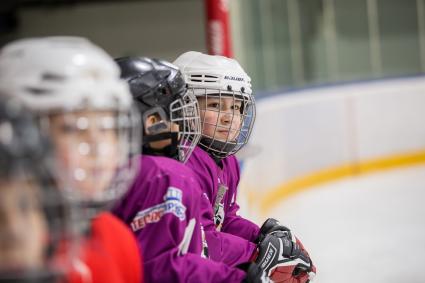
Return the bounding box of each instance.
[142,132,180,161]
[199,137,237,164]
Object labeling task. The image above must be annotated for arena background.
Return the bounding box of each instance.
[1,1,425,281]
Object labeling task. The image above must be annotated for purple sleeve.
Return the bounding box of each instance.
[200,193,257,266]
[222,200,260,243]
[147,252,246,283]
[221,156,261,243]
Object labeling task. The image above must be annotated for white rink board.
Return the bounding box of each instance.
[267,164,425,283]
[239,76,425,221]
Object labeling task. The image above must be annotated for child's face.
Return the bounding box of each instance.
[198,96,242,142]
[0,176,48,271]
[48,110,119,198]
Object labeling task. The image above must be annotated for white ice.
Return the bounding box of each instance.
[268,164,425,283]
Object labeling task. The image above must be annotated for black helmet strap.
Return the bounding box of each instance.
[142,132,180,160]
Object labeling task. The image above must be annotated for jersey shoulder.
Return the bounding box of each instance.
[140,155,203,201]
[142,155,196,179]
[222,154,239,167]
[186,146,216,167]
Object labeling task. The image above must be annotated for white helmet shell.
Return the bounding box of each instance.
[0,36,132,113]
[173,51,252,98]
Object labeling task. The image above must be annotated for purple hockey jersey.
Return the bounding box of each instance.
[113,155,246,283]
[186,147,261,261]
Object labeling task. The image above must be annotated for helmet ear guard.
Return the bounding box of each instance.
[140,106,181,160]
[142,107,169,135]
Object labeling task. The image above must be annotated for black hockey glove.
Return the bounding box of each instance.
[257,218,290,243]
[254,232,316,283]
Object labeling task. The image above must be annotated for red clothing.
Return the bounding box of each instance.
[67,212,143,283]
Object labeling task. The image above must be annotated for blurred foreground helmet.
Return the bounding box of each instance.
[174,51,256,159]
[0,98,71,283]
[0,37,141,213]
[116,56,201,163]
[0,36,131,112]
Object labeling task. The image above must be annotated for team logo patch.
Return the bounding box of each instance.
[131,187,186,231]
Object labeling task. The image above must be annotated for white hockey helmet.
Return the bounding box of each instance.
[0,36,132,113]
[174,51,255,159]
[0,37,140,215]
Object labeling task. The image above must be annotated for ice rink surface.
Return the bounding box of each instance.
[268,164,425,283]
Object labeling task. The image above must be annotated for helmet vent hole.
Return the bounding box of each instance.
[188,74,219,84]
[42,73,65,82]
[25,87,52,96]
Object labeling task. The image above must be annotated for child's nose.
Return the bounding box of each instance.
[220,111,233,124]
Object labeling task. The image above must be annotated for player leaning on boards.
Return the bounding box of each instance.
[0,36,143,283]
[174,51,316,283]
[112,56,271,283]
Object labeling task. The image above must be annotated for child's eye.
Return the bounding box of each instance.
[232,105,241,111]
[60,124,79,134]
[207,102,220,109]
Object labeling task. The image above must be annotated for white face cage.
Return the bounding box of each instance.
[169,91,202,163]
[39,106,141,210]
[190,88,256,159]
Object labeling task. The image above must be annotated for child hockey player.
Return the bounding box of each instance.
[0,37,143,283]
[174,51,316,283]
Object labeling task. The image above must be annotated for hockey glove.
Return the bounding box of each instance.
[255,232,316,283]
[257,218,290,243]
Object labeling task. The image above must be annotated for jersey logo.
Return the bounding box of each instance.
[131,187,186,232]
[214,184,228,231]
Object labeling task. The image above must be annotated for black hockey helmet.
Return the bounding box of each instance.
[0,98,70,283]
[115,57,201,163]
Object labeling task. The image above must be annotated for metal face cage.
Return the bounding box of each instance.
[39,106,141,210]
[169,91,202,163]
[190,87,256,159]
